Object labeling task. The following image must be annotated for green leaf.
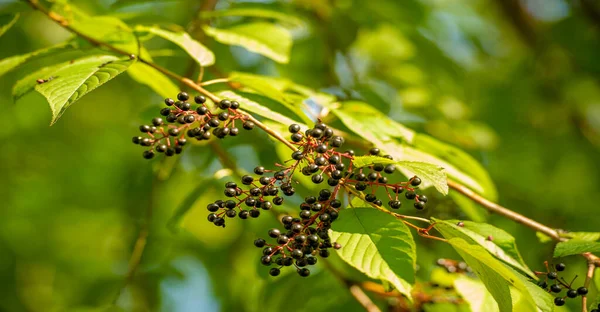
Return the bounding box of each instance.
[12,61,68,101]
[560,232,600,242]
[395,161,448,195]
[0,13,18,37]
[72,16,138,53]
[434,219,534,277]
[332,100,497,210]
[228,72,312,125]
[453,276,499,312]
[217,90,300,126]
[554,240,600,257]
[203,22,292,63]
[444,238,544,312]
[200,7,305,29]
[167,179,211,232]
[353,156,448,195]
[127,62,178,98]
[0,41,74,78]
[33,55,134,124]
[329,208,416,299]
[412,134,498,201]
[332,101,416,144]
[352,155,397,168]
[135,25,215,67]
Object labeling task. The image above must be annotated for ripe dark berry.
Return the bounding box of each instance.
[177,92,189,101]
[165,98,175,106]
[231,101,240,109]
[269,268,280,276]
[292,249,304,259]
[224,188,237,197]
[550,284,561,293]
[277,235,289,244]
[239,210,249,219]
[367,172,378,181]
[567,289,578,298]
[289,124,301,133]
[418,195,428,203]
[414,202,425,210]
[537,280,547,288]
[389,200,402,209]
[554,297,565,306]
[319,189,332,199]
[310,128,323,138]
[208,118,220,127]
[355,182,367,191]
[259,176,271,185]
[311,174,324,184]
[242,121,254,130]
[225,209,236,218]
[314,157,327,166]
[411,177,422,186]
[225,200,236,209]
[369,148,380,155]
[384,164,395,174]
[300,210,311,219]
[356,173,367,181]
[591,309,599,312]
[330,136,344,147]
[297,268,310,277]
[249,209,260,218]
[319,213,330,222]
[373,199,382,206]
[373,163,384,172]
[292,151,304,160]
[213,217,225,227]
[218,112,229,121]
[192,95,205,104]
[319,249,330,258]
[291,133,303,142]
[207,203,219,212]
[196,106,208,115]
[166,114,177,122]
[329,155,340,164]
[405,191,416,200]
[307,256,317,265]
[273,197,284,205]
[261,255,272,265]
[268,228,281,238]
[207,213,217,222]
[365,194,377,202]
[132,136,142,144]
[229,127,239,136]
[177,138,187,146]
[156,144,167,153]
[184,115,195,123]
[219,99,231,109]
[577,287,588,295]
[254,166,265,175]
[143,150,155,159]
[181,102,192,111]
[140,125,151,133]
[261,201,272,210]
[548,272,558,279]
[160,108,171,116]
[555,263,566,271]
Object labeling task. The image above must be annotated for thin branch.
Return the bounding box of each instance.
[447,179,561,241]
[349,285,382,312]
[582,253,598,312]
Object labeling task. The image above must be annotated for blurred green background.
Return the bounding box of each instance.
[1,0,600,311]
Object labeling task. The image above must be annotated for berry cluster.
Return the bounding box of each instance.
[132,92,254,159]
[534,262,588,306]
[204,122,432,276]
[254,205,343,278]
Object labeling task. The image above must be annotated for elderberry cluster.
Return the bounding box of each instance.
[206,171,294,228]
[132,92,255,159]
[534,262,589,306]
[254,193,343,278]
[204,121,434,276]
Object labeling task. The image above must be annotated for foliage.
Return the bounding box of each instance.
[1,1,600,312]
